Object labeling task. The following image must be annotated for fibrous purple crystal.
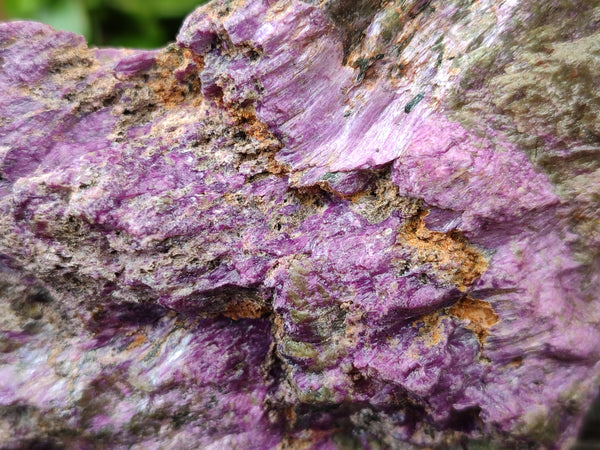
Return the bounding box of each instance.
[1,1,599,448]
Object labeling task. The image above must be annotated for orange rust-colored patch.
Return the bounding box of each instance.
[448,296,499,343]
[222,299,270,320]
[229,106,272,141]
[414,295,499,347]
[126,333,147,351]
[398,211,488,291]
[401,210,494,345]
[149,43,287,176]
[228,105,287,175]
[149,47,203,108]
[414,310,446,347]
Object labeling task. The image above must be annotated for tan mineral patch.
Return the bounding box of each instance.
[398,211,488,291]
[415,295,499,347]
[448,296,499,342]
[350,174,421,224]
[49,45,96,82]
[125,333,147,351]
[277,430,337,450]
[414,310,446,348]
[150,47,203,109]
[222,299,270,320]
[284,405,297,426]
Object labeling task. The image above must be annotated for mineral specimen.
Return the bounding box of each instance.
[0,0,599,448]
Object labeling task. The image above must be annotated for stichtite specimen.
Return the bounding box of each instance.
[0,0,599,448]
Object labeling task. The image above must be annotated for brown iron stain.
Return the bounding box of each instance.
[277,429,338,450]
[222,298,270,320]
[150,46,203,109]
[228,105,287,175]
[448,296,499,342]
[284,405,298,426]
[349,170,421,224]
[150,44,287,177]
[415,295,499,347]
[230,106,273,141]
[506,356,523,368]
[125,333,147,351]
[398,211,488,291]
[273,313,285,341]
[414,310,445,347]
[403,209,496,346]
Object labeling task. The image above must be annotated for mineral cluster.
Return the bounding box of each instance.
[1,0,599,448]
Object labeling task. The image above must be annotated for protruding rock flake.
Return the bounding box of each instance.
[0,0,599,448]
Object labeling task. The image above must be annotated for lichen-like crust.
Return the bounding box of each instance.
[0,1,599,448]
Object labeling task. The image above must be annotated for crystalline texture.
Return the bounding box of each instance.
[0,1,599,448]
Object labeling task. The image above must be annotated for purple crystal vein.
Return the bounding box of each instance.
[0,0,599,448]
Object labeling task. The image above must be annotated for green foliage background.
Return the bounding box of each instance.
[1,0,209,48]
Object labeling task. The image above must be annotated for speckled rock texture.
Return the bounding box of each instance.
[1,0,599,448]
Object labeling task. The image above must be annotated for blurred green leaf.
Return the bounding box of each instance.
[5,0,90,38]
[40,0,90,37]
[4,0,211,48]
[5,0,46,18]
[101,16,166,48]
[102,0,208,18]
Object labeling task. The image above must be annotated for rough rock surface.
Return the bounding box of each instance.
[0,0,599,448]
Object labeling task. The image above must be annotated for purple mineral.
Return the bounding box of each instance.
[0,0,599,448]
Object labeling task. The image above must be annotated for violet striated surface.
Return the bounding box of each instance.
[0,0,599,448]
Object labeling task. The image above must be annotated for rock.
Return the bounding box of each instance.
[0,0,599,448]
